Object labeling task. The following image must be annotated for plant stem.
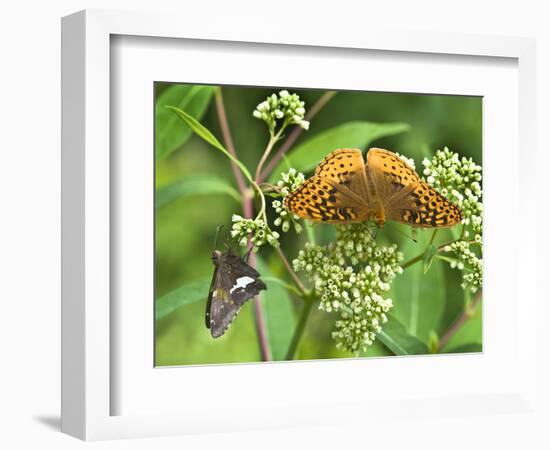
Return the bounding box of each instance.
[400,252,425,270]
[438,289,482,351]
[252,127,286,222]
[401,238,476,270]
[304,222,316,245]
[259,91,337,182]
[275,246,307,294]
[262,276,303,297]
[429,229,439,246]
[214,89,248,201]
[285,299,315,360]
[252,181,267,222]
[247,251,272,361]
[215,88,271,361]
[254,128,284,183]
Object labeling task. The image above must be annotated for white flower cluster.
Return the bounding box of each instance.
[252,90,310,134]
[293,223,403,354]
[231,215,280,251]
[272,168,306,233]
[395,152,416,170]
[443,241,483,292]
[275,167,306,196]
[273,200,302,234]
[422,147,483,292]
[422,147,483,239]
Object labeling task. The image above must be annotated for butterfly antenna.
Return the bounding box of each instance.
[212,225,224,252]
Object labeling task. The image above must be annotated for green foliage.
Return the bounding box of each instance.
[428,330,440,354]
[377,314,429,355]
[390,232,445,344]
[423,244,438,274]
[440,297,482,352]
[269,121,410,180]
[442,342,482,353]
[166,105,254,184]
[156,85,215,159]
[257,258,296,360]
[156,175,241,208]
[437,263,467,334]
[156,277,211,320]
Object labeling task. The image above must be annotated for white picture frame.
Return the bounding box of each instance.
[61,9,540,441]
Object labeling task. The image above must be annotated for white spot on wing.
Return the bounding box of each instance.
[229,276,255,294]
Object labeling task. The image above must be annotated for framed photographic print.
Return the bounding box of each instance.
[154,83,482,366]
[62,9,541,442]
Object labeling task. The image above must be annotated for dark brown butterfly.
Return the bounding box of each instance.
[205,248,267,338]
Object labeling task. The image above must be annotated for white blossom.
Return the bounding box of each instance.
[253,90,310,134]
[293,223,403,354]
[272,169,306,234]
[231,216,280,252]
[422,147,483,293]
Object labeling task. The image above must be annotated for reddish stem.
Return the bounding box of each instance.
[247,250,272,360]
[438,289,483,351]
[259,91,336,182]
[215,88,272,361]
[215,90,248,202]
[275,246,307,294]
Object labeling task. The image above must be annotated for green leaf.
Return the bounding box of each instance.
[423,244,438,274]
[269,121,410,181]
[156,85,215,159]
[261,277,302,297]
[439,294,482,351]
[428,330,440,353]
[390,232,445,343]
[437,262,467,334]
[377,314,430,355]
[167,106,253,183]
[257,257,296,361]
[155,277,211,320]
[156,175,241,208]
[442,342,482,353]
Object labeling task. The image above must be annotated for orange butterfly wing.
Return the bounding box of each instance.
[367,148,463,227]
[284,147,463,228]
[284,149,370,223]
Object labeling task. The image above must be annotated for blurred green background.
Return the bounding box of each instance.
[155,84,482,366]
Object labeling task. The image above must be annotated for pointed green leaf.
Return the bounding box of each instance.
[156,175,241,208]
[269,121,410,181]
[377,314,430,355]
[257,258,296,361]
[155,277,211,320]
[167,105,226,152]
[423,244,438,274]
[156,85,215,159]
[167,106,253,183]
[390,232,445,343]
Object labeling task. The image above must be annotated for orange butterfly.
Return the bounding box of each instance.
[284,148,462,228]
